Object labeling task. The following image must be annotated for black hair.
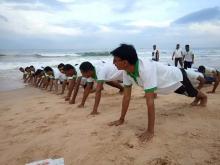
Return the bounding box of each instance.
[44,66,53,72]
[79,61,95,72]
[58,63,65,69]
[198,65,206,74]
[63,64,74,71]
[25,67,30,72]
[34,69,43,76]
[110,44,138,65]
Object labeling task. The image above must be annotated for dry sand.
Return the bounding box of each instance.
[0,85,220,165]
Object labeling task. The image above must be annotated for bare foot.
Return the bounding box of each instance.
[108,118,124,126]
[191,98,200,106]
[191,101,199,106]
[78,104,84,108]
[65,97,70,101]
[137,130,154,142]
[207,91,215,94]
[90,111,100,115]
[69,100,75,104]
[119,89,124,94]
[199,97,207,107]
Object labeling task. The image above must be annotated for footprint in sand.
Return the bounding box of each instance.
[1,107,11,111]
[91,131,98,136]
[123,142,134,149]
[35,125,51,133]
[147,157,180,165]
[160,112,184,117]
[38,101,46,104]
[44,106,50,110]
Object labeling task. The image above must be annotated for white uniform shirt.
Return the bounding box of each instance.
[53,68,67,81]
[86,62,123,83]
[185,69,204,87]
[123,58,183,94]
[152,49,159,60]
[205,67,216,77]
[173,49,183,58]
[183,50,194,62]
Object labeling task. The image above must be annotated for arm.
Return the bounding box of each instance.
[172,52,175,60]
[90,82,104,115]
[192,54,194,64]
[197,76,205,90]
[69,77,82,104]
[108,86,132,126]
[36,77,42,87]
[138,92,155,142]
[156,50,159,61]
[59,80,67,94]
[78,82,93,107]
[65,79,75,100]
[208,72,219,93]
[54,79,59,93]
[48,79,54,91]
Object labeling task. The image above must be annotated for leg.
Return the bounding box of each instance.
[184,61,187,69]
[174,58,178,67]
[179,58,183,68]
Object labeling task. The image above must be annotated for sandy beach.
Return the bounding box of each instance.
[0,85,220,165]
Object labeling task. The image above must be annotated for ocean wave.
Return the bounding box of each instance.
[79,51,110,57]
[0,52,111,58]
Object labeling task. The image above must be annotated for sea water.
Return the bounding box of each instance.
[0,48,219,91]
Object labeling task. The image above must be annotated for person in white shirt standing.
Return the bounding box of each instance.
[172,44,183,68]
[152,44,159,61]
[183,45,194,69]
[109,44,207,142]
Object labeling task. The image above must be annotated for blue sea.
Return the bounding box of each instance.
[0,48,220,91]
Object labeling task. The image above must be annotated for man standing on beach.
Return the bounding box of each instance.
[172,44,183,68]
[183,45,194,69]
[152,45,159,61]
[109,44,207,142]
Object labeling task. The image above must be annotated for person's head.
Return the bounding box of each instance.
[19,67,24,72]
[30,65,35,71]
[63,64,76,77]
[111,44,138,70]
[176,44,180,49]
[25,67,31,73]
[43,66,53,76]
[185,44,190,51]
[79,62,95,78]
[58,63,65,73]
[153,45,156,50]
[198,65,206,74]
[34,69,43,77]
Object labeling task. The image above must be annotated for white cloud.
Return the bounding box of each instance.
[0,2,82,37]
[56,0,76,3]
[189,21,220,36]
[0,0,220,49]
[125,20,171,29]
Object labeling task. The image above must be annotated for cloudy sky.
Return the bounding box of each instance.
[0,0,220,50]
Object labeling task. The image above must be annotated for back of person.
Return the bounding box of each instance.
[185,69,203,87]
[95,62,123,82]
